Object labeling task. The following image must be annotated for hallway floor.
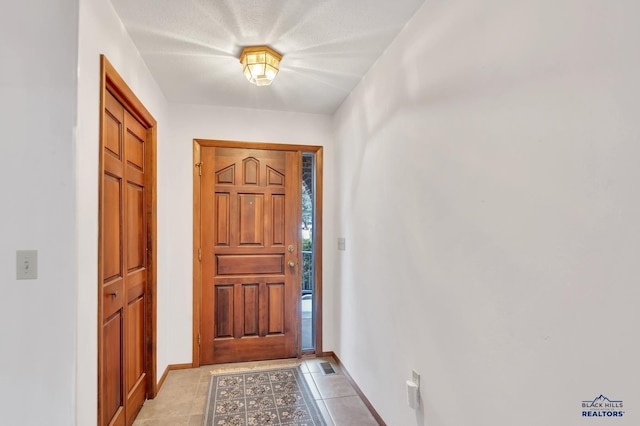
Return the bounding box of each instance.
[132,357,380,425]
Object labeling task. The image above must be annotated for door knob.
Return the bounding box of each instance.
[287,260,295,268]
[110,291,118,298]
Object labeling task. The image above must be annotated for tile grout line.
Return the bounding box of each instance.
[308,366,342,425]
[316,398,337,426]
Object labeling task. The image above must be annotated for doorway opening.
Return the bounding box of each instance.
[98,55,158,426]
[192,140,323,366]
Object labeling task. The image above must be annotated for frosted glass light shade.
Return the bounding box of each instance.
[239,46,282,86]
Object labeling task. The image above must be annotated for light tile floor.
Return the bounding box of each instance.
[132,357,380,426]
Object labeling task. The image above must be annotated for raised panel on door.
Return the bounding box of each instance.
[104,92,123,159]
[126,183,145,271]
[126,130,144,172]
[216,164,235,184]
[242,284,259,336]
[103,312,124,426]
[216,255,283,275]
[267,166,284,186]
[103,174,122,281]
[242,157,259,185]
[238,194,264,245]
[271,194,285,246]
[267,283,285,335]
[126,296,145,388]
[215,285,234,338]
[215,193,230,246]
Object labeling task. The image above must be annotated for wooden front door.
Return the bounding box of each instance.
[198,146,300,364]
[100,90,149,426]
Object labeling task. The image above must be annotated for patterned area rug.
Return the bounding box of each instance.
[203,366,327,426]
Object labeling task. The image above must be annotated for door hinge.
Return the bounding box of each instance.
[195,162,203,176]
[198,248,202,262]
[198,333,201,346]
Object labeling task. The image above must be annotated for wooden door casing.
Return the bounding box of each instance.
[199,147,300,364]
[99,55,157,426]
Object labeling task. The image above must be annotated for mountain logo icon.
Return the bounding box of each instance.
[582,395,623,408]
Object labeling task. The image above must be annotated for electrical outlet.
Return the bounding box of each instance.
[17,250,38,280]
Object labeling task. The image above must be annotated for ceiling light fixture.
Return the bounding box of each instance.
[239,46,282,87]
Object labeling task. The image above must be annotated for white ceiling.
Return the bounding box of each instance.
[110,0,425,114]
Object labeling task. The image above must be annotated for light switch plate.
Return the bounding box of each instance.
[17,250,38,280]
[338,237,346,251]
[412,370,420,388]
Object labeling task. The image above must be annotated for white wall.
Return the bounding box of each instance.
[165,104,336,364]
[76,0,169,424]
[0,1,78,425]
[333,0,640,425]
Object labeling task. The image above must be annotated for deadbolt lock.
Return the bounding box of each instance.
[287,245,295,253]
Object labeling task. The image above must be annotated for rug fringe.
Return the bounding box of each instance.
[209,359,302,375]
